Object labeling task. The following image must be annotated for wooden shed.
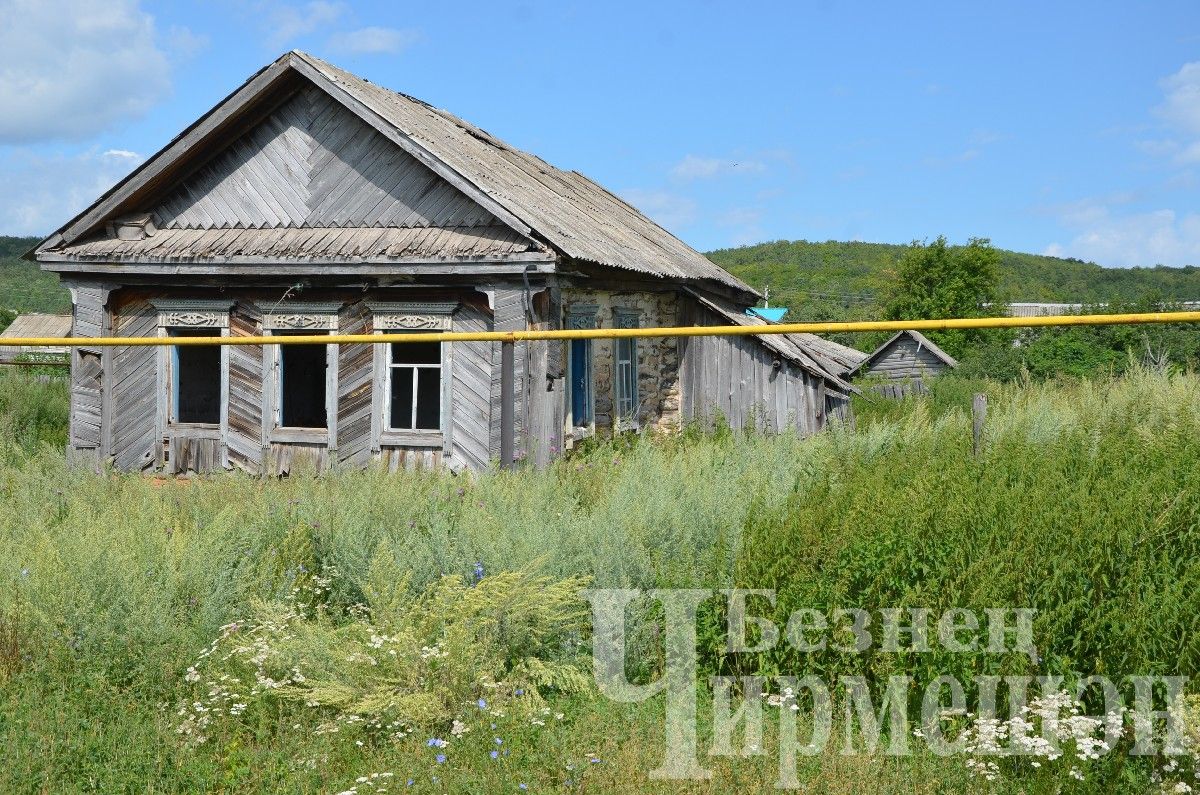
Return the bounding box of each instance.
[31,51,855,474]
[0,313,72,361]
[849,329,957,397]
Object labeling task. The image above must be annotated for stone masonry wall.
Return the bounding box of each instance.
[563,289,680,434]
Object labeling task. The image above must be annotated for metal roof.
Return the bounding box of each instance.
[34,51,756,298]
[0,313,72,356]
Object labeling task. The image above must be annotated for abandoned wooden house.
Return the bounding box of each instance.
[32,51,859,475]
[849,329,957,397]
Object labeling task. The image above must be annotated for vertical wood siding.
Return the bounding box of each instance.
[449,304,493,471]
[111,299,159,471]
[227,302,265,472]
[337,302,374,467]
[680,304,834,435]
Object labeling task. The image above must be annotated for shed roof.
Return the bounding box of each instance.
[848,329,958,377]
[34,51,755,298]
[687,290,858,393]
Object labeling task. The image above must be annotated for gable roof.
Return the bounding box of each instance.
[848,329,958,377]
[33,51,755,297]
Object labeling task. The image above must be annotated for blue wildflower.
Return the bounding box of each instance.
[473,561,485,582]
[494,737,503,745]
[427,737,447,748]
[477,697,487,709]
[490,750,499,760]
[435,753,446,764]
[515,688,524,696]
[519,785,528,791]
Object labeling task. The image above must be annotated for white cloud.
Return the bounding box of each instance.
[1143,62,1200,166]
[1157,61,1200,135]
[670,154,766,181]
[618,189,697,230]
[260,1,346,49]
[327,26,419,55]
[0,148,144,236]
[1042,202,1200,267]
[0,0,171,144]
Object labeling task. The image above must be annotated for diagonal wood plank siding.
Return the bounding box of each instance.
[153,86,499,232]
[337,302,374,467]
[111,299,159,471]
[227,303,264,471]
[449,304,492,471]
[490,288,526,459]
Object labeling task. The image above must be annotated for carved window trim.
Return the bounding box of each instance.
[150,300,233,468]
[151,299,233,330]
[369,302,458,449]
[259,302,343,331]
[256,303,341,445]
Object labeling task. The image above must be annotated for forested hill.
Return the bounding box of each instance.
[707,240,1200,314]
[3,234,1200,320]
[0,235,69,315]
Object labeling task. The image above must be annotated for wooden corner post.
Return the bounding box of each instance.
[500,338,515,469]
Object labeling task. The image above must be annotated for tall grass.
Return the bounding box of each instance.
[0,368,1196,791]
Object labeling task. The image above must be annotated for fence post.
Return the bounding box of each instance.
[972,392,987,458]
[500,338,515,470]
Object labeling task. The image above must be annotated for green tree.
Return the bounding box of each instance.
[882,236,1005,358]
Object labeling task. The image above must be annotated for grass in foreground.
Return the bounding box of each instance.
[0,369,1198,792]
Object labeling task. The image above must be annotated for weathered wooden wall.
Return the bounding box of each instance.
[153,86,501,233]
[679,303,835,435]
[860,336,950,381]
[227,302,265,471]
[110,296,158,471]
[448,303,494,471]
[336,302,373,468]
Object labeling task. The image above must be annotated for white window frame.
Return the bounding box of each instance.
[613,307,641,429]
[369,302,456,449]
[565,304,598,436]
[259,302,341,445]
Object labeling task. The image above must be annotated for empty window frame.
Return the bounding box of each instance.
[170,328,221,424]
[565,305,598,429]
[613,308,640,425]
[275,330,329,429]
[151,300,232,429]
[261,304,341,435]
[386,336,442,431]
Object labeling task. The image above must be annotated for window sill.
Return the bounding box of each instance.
[270,427,330,444]
[380,430,443,448]
[168,423,221,438]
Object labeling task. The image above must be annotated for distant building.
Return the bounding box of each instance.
[849,329,957,397]
[0,313,72,359]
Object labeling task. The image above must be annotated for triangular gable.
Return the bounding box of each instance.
[34,51,534,257]
[848,329,958,377]
[151,85,499,231]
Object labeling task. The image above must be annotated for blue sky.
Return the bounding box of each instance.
[1,1,1198,267]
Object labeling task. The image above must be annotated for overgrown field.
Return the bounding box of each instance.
[0,369,1198,793]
